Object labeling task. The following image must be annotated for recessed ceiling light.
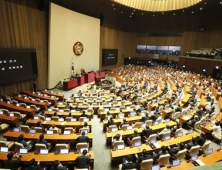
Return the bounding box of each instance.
[192,11,194,13]
[142,13,143,15]
[220,2,222,4]
[112,4,114,6]
[182,10,185,12]
[173,13,175,15]
[153,15,155,17]
[200,8,202,10]
[204,2,206,4]
[121,11,123,13]
[134,9,135,11]
[114,8,115,10]
[130,15,132,17]
[132,13,133,14]
[162,12,164,14]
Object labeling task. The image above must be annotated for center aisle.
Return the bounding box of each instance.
[91,114,113,170]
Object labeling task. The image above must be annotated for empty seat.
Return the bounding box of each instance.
[55,143,70,153]
[0,140,14,149]
[76,142,88,152]
[0,123,9,131]
[20,125,30,133]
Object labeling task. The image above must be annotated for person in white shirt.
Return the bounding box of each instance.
[210,122,221,139]
[158,125,171,139]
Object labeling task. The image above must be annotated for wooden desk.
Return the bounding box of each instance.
[110,131,199,165]
[103,116,143,131]
[44,110,92,120]
[26,119,92,132]
[179,109,197,127]
[21,90,57,105]
[0,151,94,167]
[0,114,19,127]
[106,121,177,145]
[3,131,93,147]
[14,96,48,110]
[41,90,64,101]
[63,79,78,91]
[0,101,35,118]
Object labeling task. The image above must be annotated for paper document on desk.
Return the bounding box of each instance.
[153,143,161,148]
[44,121,47,124]
[195,159,205,166]
[183,116,190,120]
[61,122,66,125]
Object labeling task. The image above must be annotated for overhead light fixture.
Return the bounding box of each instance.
[113,0,202,12]
[132,13,133,14]
[200,8,202,10]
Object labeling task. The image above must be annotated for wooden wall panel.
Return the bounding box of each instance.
[178,57,222,77]
[100,27,222,70]
[0,0,48,96]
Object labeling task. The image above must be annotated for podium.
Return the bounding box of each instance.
[88,72,95,83]
[95,77,101,84]
[77,76,85,86]
[96,71,105,79]
[63,79,78,91]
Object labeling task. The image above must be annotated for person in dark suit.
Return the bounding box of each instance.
[77,131,89,143]
[80,110,88,118]
[3,152,21,170]
[25,158,41,170]
[18,134,32,148]
[150,112,159,121]
[193,133,206,146]
[122,155,138,170]
[168,143,185,155]
[182,115,199,129]
[119,119,128,128]
[75,149,90,169]
[36,134,51,148]
[35,121,46,133]
[185,138,197,150]
[135,149,154,163]
[154,145,169,159]
[128,129,139,141]
[141,126,152,142]
[196,106,204,118]
[51,160,67,170]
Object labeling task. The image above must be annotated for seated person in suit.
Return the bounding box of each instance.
[185,138,197,150]
[171,122,180,134]
[18,134,33,148]
[77,131,89,143]
[104,111,113,121]
[80,110,88,118]
[107,117,115,127]
[82,122,90,133]
[128,129,139,141]
[142,112,150,122]
[36,134,51,148]
[196,106,204,118]
[49,124,62,133]
[182,115,199,129]
[150,112,159,121]
[141,126,152,142]
[154,145,169,159]
[51,160,67,170]
[121,155,138,170]
[168,143,185,155]
[22,120,32,128]
[193,133,206,146]
[158,125,171,139]
[119,119,128,129]
[25,158,41,170]
[35,120,46,133]
[3,152,21,170]
[112,133,122,143]
[135,149,154,163]
[75,149,90,169]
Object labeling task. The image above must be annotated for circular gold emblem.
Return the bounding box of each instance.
[73,42,84,56]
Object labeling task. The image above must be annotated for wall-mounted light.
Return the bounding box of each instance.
[183,65,185,68]
[203,69,206,72]
[216,66,219,69]
[129,57,131,59]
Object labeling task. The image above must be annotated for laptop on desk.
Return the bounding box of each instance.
[172,159,180,167]
[117,144,125,150]
[152,164,160,170]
